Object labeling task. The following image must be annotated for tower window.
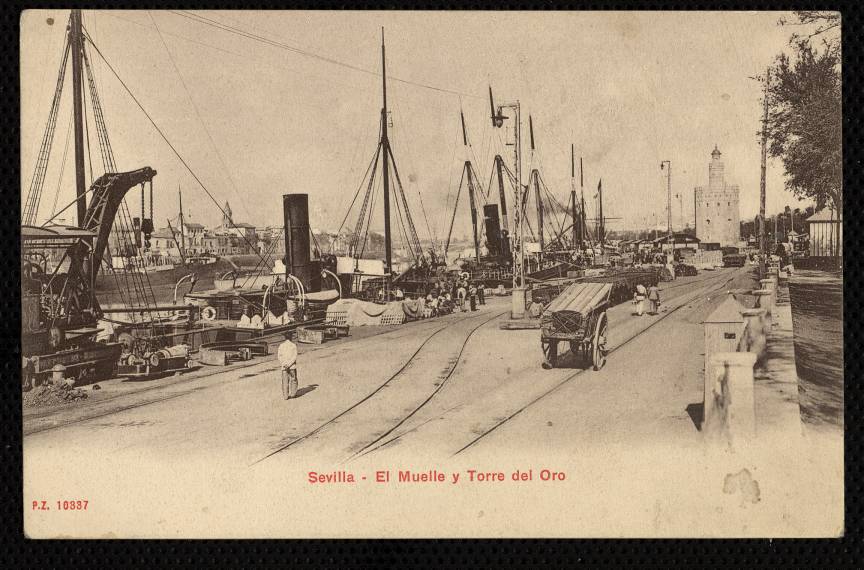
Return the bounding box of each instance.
[717,202,720,207]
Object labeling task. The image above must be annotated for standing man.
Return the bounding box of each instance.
[278,339,299,399]
[633,283,647,316]
[647,284,661,315]
[457,282,468,312]
[468,282,478,311]
[477,282,486,305]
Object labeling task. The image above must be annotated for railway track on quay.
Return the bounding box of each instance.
[252,308,508,465]
[450,270,741,456]
[344,269,745,459]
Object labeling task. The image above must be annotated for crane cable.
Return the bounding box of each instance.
[83,31,274,276]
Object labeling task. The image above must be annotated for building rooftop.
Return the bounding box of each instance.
[651,232,701,245]
[806,208,841,223]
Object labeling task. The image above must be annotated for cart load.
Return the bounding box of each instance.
[540,282,612,370]
[585,268,661,304]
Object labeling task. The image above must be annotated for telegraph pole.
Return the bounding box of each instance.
[759,67,770,276]
[660,160,672,249]
[570,145,578,252]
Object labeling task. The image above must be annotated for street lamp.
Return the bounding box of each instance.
[660,160,672,251]
[489,87,526,319]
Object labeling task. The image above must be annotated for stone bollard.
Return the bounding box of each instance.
[703,352,758,442]
[740,308,767,359]
[51,364,67,385]
[752,289,773,330]
[511,287,529,319]
[703,293,745,410]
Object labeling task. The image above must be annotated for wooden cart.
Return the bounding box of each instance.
[540,282,612,370]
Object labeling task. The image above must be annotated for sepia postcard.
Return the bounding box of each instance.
[20,9,843,538]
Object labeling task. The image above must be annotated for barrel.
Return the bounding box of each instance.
[788,269,843,427]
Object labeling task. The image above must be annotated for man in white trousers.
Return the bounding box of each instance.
[278,339,299,399]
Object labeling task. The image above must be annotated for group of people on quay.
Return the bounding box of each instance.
[420,273,487,317]
[368,272,491,319]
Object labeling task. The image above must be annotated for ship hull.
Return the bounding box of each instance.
[95,258,238,306]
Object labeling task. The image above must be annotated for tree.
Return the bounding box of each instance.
[777,11,840,59]
[768,11,841,255]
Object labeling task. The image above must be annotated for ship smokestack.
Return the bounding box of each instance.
[483,204,502,258]
[283,194,321,293]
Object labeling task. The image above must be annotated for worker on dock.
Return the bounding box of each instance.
[277,339,299,399]
[633,284,647,316]
[457,283,467,312]
[647,284,661,315]
[468,282,478,312]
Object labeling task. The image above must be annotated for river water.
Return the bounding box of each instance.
[788,270,843,428]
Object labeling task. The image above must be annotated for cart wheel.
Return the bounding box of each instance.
[541,339,558,369]
[592,312,608,371]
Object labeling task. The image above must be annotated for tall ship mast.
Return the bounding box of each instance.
[332,28,428,300]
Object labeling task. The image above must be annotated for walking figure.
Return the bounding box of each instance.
[647,284,661,315]
[633,284,647,316]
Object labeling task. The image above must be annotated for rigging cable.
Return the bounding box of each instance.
[23,36,71,226]
[358,164,382,260]
[390,94,435,255]
[387,144,423,259]
[83,32,274,273]
[83,42,160,315]
[334,141,381,253]
[167,10,479,100]
[349,141,382,256]
[49,113,74,218]
[148,11,252,221]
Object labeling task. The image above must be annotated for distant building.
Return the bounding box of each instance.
[213,201,257,252]
[651,232,701,252]
[150,228,180,257]
[694,146,740,247]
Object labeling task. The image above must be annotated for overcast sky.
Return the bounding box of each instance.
[21,10,824,242]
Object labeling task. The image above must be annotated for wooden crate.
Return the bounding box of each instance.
[296,326,326,344]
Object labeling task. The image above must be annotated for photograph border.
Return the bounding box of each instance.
[3,0,860,565]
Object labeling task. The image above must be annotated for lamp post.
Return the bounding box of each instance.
[660,160,672,251]
[758,68,770,277]
[489,88,525,318]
